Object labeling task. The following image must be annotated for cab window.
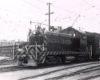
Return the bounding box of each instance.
[29,35,43,45]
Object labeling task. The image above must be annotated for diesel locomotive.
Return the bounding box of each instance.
[13,27,100,66]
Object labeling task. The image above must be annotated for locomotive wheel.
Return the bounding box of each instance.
[95,55,99,61]
[61,56,66,64]
[85,56,89,62]
[44,57,50,65]
[18,56,23,66]
[56,57,61,64]
[74,56,79,62]
[18,61,23,66]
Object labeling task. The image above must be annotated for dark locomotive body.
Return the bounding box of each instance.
[43,32,73,51]
[13,27,100,66]
[86,32,100,59]
[26,28,89,65]
[60,27,87,52]
[29,31,87,52]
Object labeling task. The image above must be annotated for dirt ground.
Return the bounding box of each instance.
[0,58,100,80]
[0,57,12,65]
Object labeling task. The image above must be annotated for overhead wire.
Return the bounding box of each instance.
[38,0,78,25]
[37,0,46,4]
[0,0,99,29]
[23,0,47,12]
[22,0,60,25]
[0,0,52,23]
[53,4,95,20]
[0,5,49,28]
[37,0,79,14]
[36,0,77,23]
[36,0,97,24]
[0,7,35,20]
[81,0,100,21]
[82,0,100,10]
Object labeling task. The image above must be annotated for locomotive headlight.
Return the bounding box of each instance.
[21,55,26,57]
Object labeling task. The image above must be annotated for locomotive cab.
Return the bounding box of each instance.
[29,31,44,45]
[72,32,87,52]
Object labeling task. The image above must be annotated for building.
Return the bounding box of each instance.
[0,40,26,54]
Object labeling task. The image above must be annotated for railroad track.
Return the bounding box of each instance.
[18,61,100,80]
[79,74,100,80]
[0,61,100,80]
[0,61,99,73]
[45,65,100,80]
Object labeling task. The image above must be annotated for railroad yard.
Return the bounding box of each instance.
[0,0,100,80]
[0,57,100,80]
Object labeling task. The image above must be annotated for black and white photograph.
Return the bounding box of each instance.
[0,0,100,80]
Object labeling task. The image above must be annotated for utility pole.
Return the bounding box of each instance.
[45,3,54,31]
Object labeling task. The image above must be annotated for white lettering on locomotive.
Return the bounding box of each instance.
[47,38,71,44]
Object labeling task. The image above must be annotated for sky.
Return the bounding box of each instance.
[0,0,100,41]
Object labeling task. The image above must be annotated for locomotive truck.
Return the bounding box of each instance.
[13,27,100,66]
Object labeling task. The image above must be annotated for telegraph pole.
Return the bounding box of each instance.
[45,3,54,31]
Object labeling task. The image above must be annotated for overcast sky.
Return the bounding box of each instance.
[0,0,100,41]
